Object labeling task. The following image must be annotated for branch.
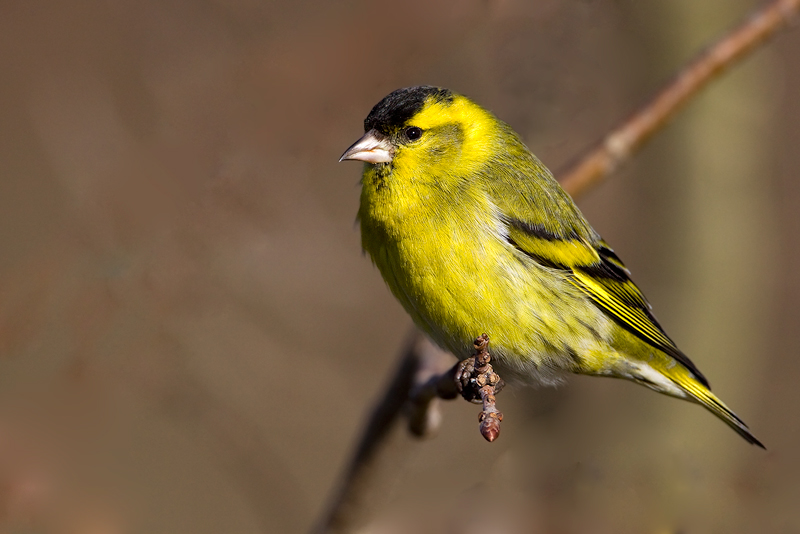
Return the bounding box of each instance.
[314,1,799,532]
[557,0,800,197]
[312,334,445,534]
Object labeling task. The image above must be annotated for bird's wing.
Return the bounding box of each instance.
[503,214,709,387]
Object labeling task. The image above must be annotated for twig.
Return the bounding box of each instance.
[407,334,506,441]
[313,335,460,534]
[557,0,800,197]
[406,349,459,438]
[474,339,505,443]
[453,335,505,442]
[315,1,799,532]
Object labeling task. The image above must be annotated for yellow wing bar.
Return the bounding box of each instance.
[503,219,709,388]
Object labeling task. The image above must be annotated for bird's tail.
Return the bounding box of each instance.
[669,367,764,448]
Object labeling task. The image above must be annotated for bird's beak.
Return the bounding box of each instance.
[339,129,394,163]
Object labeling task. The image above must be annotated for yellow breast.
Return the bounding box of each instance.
[359,169,610,375]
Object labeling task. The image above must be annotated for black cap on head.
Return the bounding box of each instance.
[364,86,454,135]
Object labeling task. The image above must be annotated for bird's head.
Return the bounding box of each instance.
[340,86,504,184]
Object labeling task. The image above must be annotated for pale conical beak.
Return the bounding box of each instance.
[339,129,394,163]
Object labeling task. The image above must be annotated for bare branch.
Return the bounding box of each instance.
[558,0,800,197]
[312,334,446,534]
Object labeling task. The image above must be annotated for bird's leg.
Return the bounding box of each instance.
[454,357,477,401]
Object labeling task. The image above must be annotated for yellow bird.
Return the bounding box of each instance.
[340,86,762,447]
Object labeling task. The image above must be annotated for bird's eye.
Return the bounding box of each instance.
[404,126,423,141]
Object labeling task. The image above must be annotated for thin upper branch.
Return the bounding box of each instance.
[558,0,800,197]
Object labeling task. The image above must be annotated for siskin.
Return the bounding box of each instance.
[340,86,762,447]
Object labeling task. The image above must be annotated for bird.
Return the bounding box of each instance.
[339,85,763,447]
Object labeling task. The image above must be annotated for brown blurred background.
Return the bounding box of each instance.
[0,0,798,532]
